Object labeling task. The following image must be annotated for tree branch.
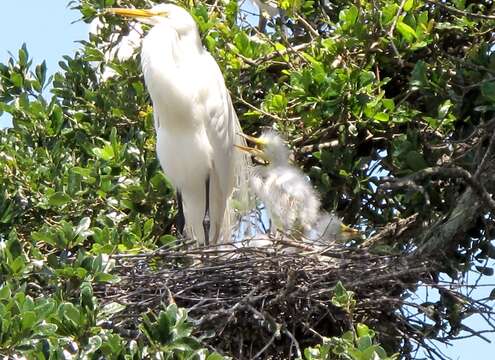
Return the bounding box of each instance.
[425,0,495,21]
[380,166,495,212]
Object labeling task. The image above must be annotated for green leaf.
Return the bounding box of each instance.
[86,335,103,354]
[72,166,93,178]
[396,21,417,42]
[35,61,47,87]
[339,5,358,30]
[356,323,371,338]
[48,192,71,207]
[357,335,372,351]
[10,256,26,273]
[0,284,11,300]
[403,0,414,12]
[60,303,81,326]
[406,151,427,171]
[382,4,399,24]
[100,302,126,317]
[94,272,116,283]
[11,72,23,88]
[93,143,115,161]
[438,100,453,119]
[21,311,37,330]
[373,112,389,122]
[481,82,495,102]
[159,234,177,246]
[410,61,427,90]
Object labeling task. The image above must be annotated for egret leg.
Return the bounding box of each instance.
[176,191,185,236]
[203,176,211,246]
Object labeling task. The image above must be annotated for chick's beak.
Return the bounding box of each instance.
[234,144,263,157]
[238,132,268,146]
[106,8,166,19]
[340,224,360,237]
[234,144,271,162]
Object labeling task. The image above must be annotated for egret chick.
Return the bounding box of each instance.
[237,131,320,234]
[305,212,360,246]
[237,131,360,243]
[108,5,249,246]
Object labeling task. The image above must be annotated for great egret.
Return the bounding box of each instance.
[108,5,249,246]
[237,131,359,242]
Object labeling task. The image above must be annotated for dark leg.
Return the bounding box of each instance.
[203,176,211,246]
[176,191,185,236]
[258,16,267,33]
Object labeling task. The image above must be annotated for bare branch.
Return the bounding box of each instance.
[426,0,495,20]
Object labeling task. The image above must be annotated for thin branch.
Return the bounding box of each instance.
[235,93,284,122]
[380,166,495,212]
[295,14,319,38]
[426,0,495,20]
[387,0,408,65]
[474,129,495,179]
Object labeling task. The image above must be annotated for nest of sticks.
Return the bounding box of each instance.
[94,235,444,359]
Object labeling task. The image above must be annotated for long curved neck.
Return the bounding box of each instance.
[141,22,205,130]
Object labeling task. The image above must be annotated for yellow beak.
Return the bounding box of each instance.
[234,144,263,156]
[234,144,271,162]
[238,132,268,146]
[106,8,166,19]
[340,223,360,236]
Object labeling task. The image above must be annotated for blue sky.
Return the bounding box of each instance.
[0,1,493,358]
[0,1,87,127]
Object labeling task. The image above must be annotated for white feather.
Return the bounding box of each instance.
[134,4,249,245]
[249,131,321,234]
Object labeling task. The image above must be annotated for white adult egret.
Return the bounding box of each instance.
[237,131,359,242]
[108,5,249,246]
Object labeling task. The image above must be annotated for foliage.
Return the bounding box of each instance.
[302,282,397,360]
[303,324,397,360]
[0,0,494,358]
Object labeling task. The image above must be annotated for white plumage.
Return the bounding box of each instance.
[237,131,360,243]
[109,5,249,246]
[305,212,359,245]
[241,131,321,234]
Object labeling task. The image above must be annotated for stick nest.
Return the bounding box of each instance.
[95,237,440,359]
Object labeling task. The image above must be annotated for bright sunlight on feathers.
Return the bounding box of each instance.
[108,4,250,246]
[108,4,357,248]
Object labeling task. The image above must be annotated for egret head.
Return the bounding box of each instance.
[236,131,290,165]
[107,4,197,36]
[309,213,361,243]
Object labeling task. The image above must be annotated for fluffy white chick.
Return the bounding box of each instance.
[305,212,360,246]
[237,131,320,234]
